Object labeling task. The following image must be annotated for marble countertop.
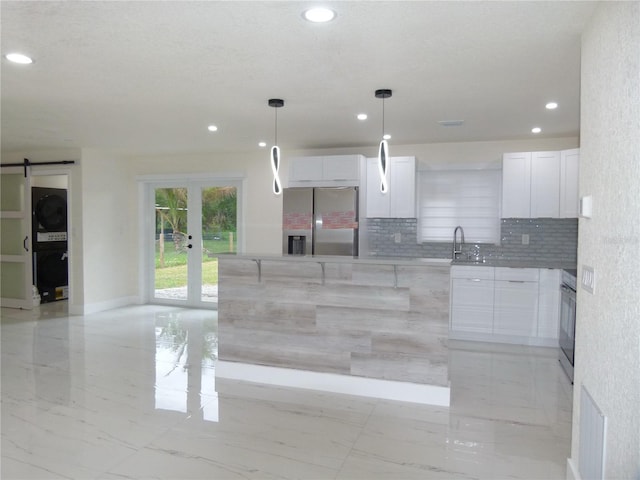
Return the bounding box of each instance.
[215,252,452,267]
[214,252,574,270]
[451,258,577,270]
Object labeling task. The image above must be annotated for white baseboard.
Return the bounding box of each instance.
[567,458,581,480]
[216,361,451,406]
[69,295,141,315]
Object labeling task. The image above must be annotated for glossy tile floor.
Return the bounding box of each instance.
[1,303,573,479]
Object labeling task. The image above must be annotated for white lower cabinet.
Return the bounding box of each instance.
[450,266,494,334]
[450,266,560,346]
[537,269,561,339]
[493,268,539,337]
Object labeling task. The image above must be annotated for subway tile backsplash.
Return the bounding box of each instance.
[366,217,578,264]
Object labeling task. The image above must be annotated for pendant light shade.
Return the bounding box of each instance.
[268,98,284,195]
[270,145,281,194]
[375,89,392,194]
[378,139,389,194]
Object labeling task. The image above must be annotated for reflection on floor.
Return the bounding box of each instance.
[154,284,218,302]
[1,303,573,479]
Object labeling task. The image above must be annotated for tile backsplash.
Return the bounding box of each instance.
[366,217,578,265]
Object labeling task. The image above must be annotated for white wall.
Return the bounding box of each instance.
[126,151,282,256]
[32,175,68,189]
[79,149,138,312]
[571,2,640,477]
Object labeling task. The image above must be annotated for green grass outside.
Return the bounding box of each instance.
[154,236,235,289]
[154,260,218,289]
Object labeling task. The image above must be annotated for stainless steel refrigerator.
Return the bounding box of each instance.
[282,187,358,256]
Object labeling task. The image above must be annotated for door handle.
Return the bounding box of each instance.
[23,236,29,252]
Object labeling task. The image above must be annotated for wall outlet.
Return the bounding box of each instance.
[394,232,401,243]
[522,234,530,245]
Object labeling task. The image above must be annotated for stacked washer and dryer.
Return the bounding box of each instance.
[32,187,69,303]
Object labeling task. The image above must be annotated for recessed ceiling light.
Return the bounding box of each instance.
[383,134,391,140]
[531,127,542,134]
[357,113,367,121]
[207,125,218,132]
[258,142,267,148]
[545,102,558,110]
[302,7,336,23]
[5,53,33,64]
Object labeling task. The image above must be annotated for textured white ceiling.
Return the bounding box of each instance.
[0,1,597,157]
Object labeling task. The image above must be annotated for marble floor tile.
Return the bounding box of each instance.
[2,303,572,479]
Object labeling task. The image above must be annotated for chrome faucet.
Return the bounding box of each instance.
[453,226,465,259]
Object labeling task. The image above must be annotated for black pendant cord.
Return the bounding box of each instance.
[374,89,392,140]
[0,158,76,177]
[274,107,278,146]
[381,97,385,139]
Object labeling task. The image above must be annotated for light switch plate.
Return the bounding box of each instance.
[581,265,595,294]
[522,234,529,245]
[580,195,593,218]
[394,232,401,243]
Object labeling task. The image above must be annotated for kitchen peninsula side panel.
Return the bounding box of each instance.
[217,257,450,387]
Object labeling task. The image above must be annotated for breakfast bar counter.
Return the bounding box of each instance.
[217,254,451,388]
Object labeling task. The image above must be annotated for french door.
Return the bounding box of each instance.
[0,167,33,309]
[146,179,239,308]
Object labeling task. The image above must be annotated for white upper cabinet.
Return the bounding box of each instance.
[290,156,323,183]
[365,156,416,218]
[322,155,360,182]
[289,155,362,187]
[502,152,531,218]
[365,157,388,217]
[560,148,580,218]
[389,156,417,218]
[502,149,579,218]
[530,151,561,217]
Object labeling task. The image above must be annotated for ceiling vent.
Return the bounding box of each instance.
[438,120,464,127]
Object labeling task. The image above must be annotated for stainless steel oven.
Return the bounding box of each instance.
[559,269,577,382]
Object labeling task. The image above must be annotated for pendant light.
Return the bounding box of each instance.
[268,98,284,195]
[375,89,392,194]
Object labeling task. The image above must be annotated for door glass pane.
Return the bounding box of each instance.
[1,218,25,255]
[201,186,237,303]
[1,173,25,211]
[0,262,25,299]
[154,187,188,301]
[1,171,29,306]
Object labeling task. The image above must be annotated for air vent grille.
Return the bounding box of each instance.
[437,120,464,127]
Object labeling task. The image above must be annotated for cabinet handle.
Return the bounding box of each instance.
[508,280,526,283]
[469,278,482,282]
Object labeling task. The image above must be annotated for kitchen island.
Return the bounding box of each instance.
[217,254,451,404]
